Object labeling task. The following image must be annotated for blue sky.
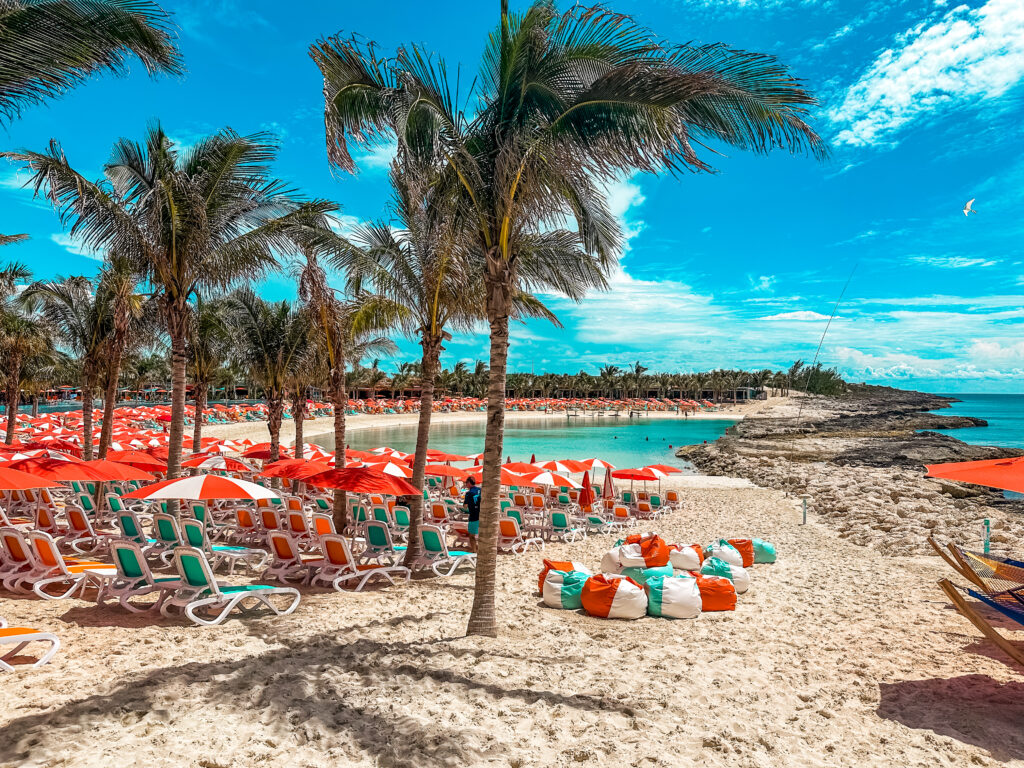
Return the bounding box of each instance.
[2,0,1023,393]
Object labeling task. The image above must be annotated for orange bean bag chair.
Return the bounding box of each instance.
[694,574,737,611]
[538,559,591,594]
[618,534,670,568]
[581,574,648,619]
[727,538,755,568]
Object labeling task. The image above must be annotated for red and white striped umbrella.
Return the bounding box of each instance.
[521,470,581,489]
[122,474,279,500]
[361,459,413,478]
[182,455,256,473]
[535,459,588,473]
[579,458,615,470]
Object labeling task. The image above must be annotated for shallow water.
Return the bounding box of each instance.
[311,414,737,471]
[930,393,1024,449]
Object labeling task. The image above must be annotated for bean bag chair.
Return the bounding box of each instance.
[727,538,755,568]
[699,556,750,594]
[645,575,701,619]
[620,563,673,585]
[694,574,737,611]
[705,539,743,568]
[618,534,671,568]
[542,570,590,610]
[668,543,703,571]
[753,538,777,564]
[538,559,591,594]
[600,547,623,574]
[581,574,648,619]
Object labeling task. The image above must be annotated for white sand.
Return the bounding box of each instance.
[2,477,1022,767]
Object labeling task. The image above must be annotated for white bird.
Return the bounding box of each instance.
[963,198,978,216]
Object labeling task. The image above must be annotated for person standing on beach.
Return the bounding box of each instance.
[463,477,481,552]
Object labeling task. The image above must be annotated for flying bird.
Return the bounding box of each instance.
[963,198,978,216]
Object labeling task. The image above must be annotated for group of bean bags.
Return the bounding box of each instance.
[539,533,776,620]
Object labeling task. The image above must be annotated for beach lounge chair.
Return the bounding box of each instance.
[634,500,655,520]
[938,579,1024,667]
[181,518,269,575]
[33,506,65,537]
[665,490,681,510]
[409,525,477,577]
[361,520,406,566]
[310,512,337,537]
[161,546,300,626]
[24,531,116,600]
[104,540,181,613]
[548,510,585,542]
[0,527,36,592]
[263,531,325,584]
[586,513,624,535]
[152,512,185,564]
[497,517,544,554]
[220,507,263,547]
[310,534,411,592]
[611,505,636,528]
[391,505,411,540]
[0,617,60,672]
[58,505,115,556]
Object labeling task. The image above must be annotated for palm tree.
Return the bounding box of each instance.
[312,1,825,636]
[228,289,309,463]
[0,0,181,122]
[23,275,106,456]
[599,365,621,398]
[6,125,306,482]
[186,296,231,453]
[0,261,51,443]
[97,255,147,457]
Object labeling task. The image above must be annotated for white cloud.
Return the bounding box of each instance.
[761,310,832,321]
[50,233,101,260]
[829,0,1024,146]
[749,274,776,292]
[602,175,646,252]
[353,140,398,172]
[909,254,998,268]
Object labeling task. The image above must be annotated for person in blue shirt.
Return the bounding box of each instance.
[463,477,481,552]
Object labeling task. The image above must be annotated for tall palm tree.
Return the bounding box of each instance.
[0,262,52,443]
[23,275,106,456]
[0,0,181,122]
[228,289,309,464]
[312,1,825,636]
[97,254,148,457]
[186,296,231,452]
[6,125,306,482]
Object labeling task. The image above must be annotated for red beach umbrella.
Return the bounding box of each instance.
[304,467,420,496]
[578,470,594,509]
[644,464,683,476]
[502,461,539,473]
[182,455,256,473]
[611,467,660,482]
[7,457,111,483]
[0,467,61,490]
[925,456,1024,495]
[80,459,156,482]
[424,464,469,480]
[107,450,168,471]
[602,467,615,500]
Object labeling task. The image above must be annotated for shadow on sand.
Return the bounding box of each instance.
[877,674,1024,762]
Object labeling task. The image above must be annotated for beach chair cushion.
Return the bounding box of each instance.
[542,569,589,610]
[727,538,755,568]
[668,544,704,572]
[537,559,591,595]
[581,574,647,619]
[620,563,674,585]
[618,534,670,568]
[700,557,750,594]
[645,575,702,619]
[753,538,777,564]
[705,540,743,568]
[694,574,737,611]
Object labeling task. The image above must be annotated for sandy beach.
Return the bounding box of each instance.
[2,456,1022,766]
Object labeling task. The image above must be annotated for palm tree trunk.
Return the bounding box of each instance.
[267,394,284,463]
[4,355,20,444]
[98,338,126,458]
[30,394,38,418]
[81,371,95,461]
[192,381,207,454]
[167,310,188,483]
[329,356,348,532]
[293,385,306,459]
[403,336,441,567]
[467,274,510,638]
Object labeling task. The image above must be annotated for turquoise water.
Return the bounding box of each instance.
[312,415,737,472]
[930,393,1024,449]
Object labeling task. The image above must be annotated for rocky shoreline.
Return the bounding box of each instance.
[681,387,1024,555]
